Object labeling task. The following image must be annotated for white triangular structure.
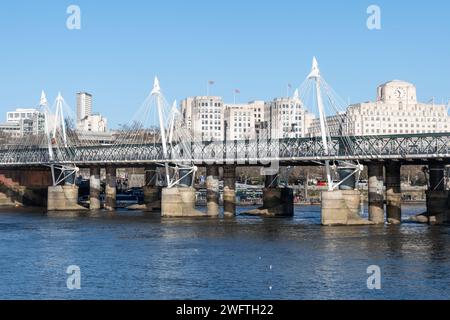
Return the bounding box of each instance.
[168,100,178,144]
[151,76,161,96]
[39,90,55,163]
[40,90,48,106]
[307,56,321,79]
[293,89,299,101]
[152,77,170,186]
[53,92,68,148]
[307,57,332,190]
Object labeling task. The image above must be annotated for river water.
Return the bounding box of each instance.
[0,205,449,300]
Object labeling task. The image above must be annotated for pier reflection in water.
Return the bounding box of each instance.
[0,204,449,300]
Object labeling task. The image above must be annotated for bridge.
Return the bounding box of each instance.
[1,133,450,167]
[1,58,449,225]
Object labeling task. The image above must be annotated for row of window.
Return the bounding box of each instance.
[358,111,446,117]
[362,123,446,129]
[201,126,221,131]
[201,120,221,125]
[357,129,445,134]
[198,102,222,107]
[201,114,221,119]
[233,128,249,133]
[362,117,447,122]
[7,112,35,119]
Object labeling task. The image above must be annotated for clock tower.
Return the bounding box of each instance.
[377,80,417,104]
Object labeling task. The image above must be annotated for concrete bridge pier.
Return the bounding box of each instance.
[89,167,101,211]
[143,166,161,212]
[414,164,449,224]
[368,163,385,224]
[206,166,220,217]
[426,164,449,224]
[47,169,86,212]
[223,165,236,217]
[161,168,205,217]
[105,166,117,211]
[385,162,402,224]
[47,185,84,211]
[321,165,372,226]
[245,172,293,217]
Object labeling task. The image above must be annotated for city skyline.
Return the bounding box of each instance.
[1,1,450,127]
[2,78,449,141]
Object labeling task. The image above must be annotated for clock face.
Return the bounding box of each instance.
[394,87,407,100]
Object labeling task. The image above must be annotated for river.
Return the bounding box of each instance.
[0,204,449,300]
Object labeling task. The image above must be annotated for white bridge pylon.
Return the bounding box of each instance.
[301,57,363,191]
[145,77,197,189]
[39,90,79,186]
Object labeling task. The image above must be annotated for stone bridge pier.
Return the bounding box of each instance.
[206,165,220,217]
[425,164,450,223]
[161,168,204,217]
[245,170,294,217]
[104,166,117,211]
[223,165,236,217]
[413,163,450,224]
[143,166,161,212]
[89,166,101,211]
[321,165,372,226]
[386,162,402,224]
[47,168,86,212]
[368,162,385,224]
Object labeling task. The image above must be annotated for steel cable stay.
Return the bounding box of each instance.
[296,57,366,191]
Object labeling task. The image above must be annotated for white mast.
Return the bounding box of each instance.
[293,88,299,101]
[40,91,56,185]
[54,92,68,148]
[52,92,67,147]
[152,77,171,187]
[307,57,333,191]
[168,100,177,144]
[40,91,54,160]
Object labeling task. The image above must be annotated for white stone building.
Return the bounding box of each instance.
[181,95,314,141]
[309,80,450,137]
[224,103,257,141]
[0,122,21,137]
[180,96,224,141]
[264,96,315,139]
[77,113,108,133]
[1,108,45,137]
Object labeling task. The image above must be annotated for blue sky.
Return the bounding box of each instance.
[0,0,449,127]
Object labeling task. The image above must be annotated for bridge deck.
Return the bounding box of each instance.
[1,134,450,168]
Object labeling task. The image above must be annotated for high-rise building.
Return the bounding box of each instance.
[75,92,108,133]
[77,92,93,122]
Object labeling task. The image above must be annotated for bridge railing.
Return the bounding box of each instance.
[1,133,450,166]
